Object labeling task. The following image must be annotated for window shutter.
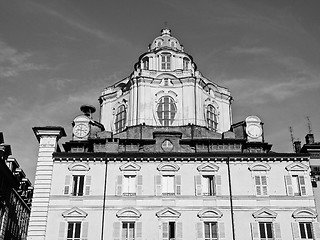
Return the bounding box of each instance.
[155,175,162,196]
[113,222,120,240]
[255,176,261,196]
[58,222,65,240]
[175,175,182,195]
[176,222,183,240]
[285,175,294,196]
[162,222,169,240]
[137,175,143,195]
[216,175,222,195]
[85,176,91,196]
[82,221,89,240]
[196,222,203,240]
[218,222,225,239]
[313,222,320,240]
[261,175,268,196]
[274,222,281,240]
[195,175,202,196]
[250,222,259,240]
[64,175,70,195]
[116,175,122,196]
[299,176,307,196]
[291,222,300,240]
[136,221,142,240]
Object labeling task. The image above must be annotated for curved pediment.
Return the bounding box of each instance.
[156,207,181,218]
[249,162,271,171]
[292,208,317,219]
[197,209,223,219]
[252,208,277,219]
[157,163,180,172]
[285,162,309,172]
[116,207,141,219]
[68,162,90,172]
[120,162,141,171]
[197,163,219,172]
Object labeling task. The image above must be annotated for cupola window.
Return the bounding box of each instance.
[183,58,189,70]
[207,105,218,131]
[142,57,149,70]
[161,53,171,70]
[115,105,126,133]
[157,96,176,126]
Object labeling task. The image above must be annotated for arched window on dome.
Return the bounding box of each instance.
[207,105,218,131]
[161,53,171,70]
[171,41,175,48]
[142,57,149,70]
[183,57,189,70]
[115,105,126,133]
[157,96,176,126]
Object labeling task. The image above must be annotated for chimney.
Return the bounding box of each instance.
[293,140,301,153]
[305,133,315,145]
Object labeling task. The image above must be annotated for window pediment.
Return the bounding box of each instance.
[252,208,277,219]
[197,209,223,219]
[197,163,219,172]
[156,207,181,218]
[68,162,90,172]
[116,207,141,219]
[157,163,179,172]
[285,162,309,172]
[249,162,271,171]
[62,207,88,219]
[120,162,141,172]
[292,208,317,219]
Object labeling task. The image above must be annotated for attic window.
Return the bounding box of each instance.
[142,57,149,70]
[161,53,171,70]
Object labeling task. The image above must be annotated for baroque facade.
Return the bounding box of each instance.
[28,29,320,240]
[0,132,33,240]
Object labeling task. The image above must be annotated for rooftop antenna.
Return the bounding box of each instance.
[306,116,313,134]
[289,126,295,152]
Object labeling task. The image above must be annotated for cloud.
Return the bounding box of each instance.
[26,0,131,45]
[224,74,320,105]
[0,40,48,78]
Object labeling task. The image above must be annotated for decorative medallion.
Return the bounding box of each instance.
[161,140,173,152]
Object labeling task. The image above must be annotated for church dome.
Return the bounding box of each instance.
[149,28,184,52]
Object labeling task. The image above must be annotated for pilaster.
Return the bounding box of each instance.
[27,127,66,240]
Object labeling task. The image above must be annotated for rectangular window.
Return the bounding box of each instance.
[72,175,85,196]
[161,54,171,70]
[122,222,135,240]
[259,222,273,240]
[255,175,268,196]
[123,175,136,196]
[202,176,215,196]
[162,175,175,195]
[67,222,81,240]
[299,222,313,239]
[204,222,218,240]
[169,222,175,240]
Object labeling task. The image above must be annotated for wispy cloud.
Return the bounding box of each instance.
[0,40,48,78]
[26,0,130,45]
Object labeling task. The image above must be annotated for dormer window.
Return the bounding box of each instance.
[183,57,189,70]
[142,57,149,70]
[157,96,176,126]
[161,53,171,70]
[207,104,218,131]
[115,105,126,133]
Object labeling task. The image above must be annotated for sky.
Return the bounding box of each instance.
[1,0,320,183]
